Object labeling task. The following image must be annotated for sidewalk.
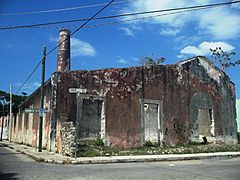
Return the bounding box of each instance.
[1,140,240,165]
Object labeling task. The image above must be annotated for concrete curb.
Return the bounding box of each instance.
[64,152,240,165]
[1,141,240,165]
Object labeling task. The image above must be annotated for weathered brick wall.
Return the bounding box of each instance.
[11,56,237,153]
[180,56,237,144]
[53,56,237,149]
[54,64,203,147]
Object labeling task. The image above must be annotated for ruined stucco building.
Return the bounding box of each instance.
[10,29,238,155]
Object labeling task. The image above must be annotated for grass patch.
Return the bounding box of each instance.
[143,140,159,147]
[77,140,240,157]
[95,138,104,147]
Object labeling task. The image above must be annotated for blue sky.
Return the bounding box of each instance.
[0,0,240,98]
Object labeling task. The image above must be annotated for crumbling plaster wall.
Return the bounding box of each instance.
[12,82,52,149]
[54,58,232,148]
[189,92,214,142]
[179,56,237,144]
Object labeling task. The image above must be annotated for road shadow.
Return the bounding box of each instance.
[0,172,18,180]
[0,152,22,155]
[0,144,8,148]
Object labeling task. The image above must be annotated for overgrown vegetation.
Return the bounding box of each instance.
[94,138,104,147]
[143,140,159,147]
[77,140,240,157]
[210,47,240,71]
[140,56,166,67]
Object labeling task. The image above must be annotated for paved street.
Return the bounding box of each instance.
[0,143,240,180]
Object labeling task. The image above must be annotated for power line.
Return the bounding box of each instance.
[15,0,116,94]
[1,0,240,30]
[0,0,131,16]
[12,0,240,94]
[14,6,217,30]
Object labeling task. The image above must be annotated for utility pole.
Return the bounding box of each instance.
[38,47,46,152]
[9,83,12,142]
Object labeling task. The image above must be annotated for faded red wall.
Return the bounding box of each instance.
[55,63,225,148]
[12,81,52,149]
[13,57,234,151]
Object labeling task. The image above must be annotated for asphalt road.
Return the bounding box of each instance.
[0,143,240,180]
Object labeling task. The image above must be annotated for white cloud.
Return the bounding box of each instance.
[71,38,96,57]
[117,57,129,64]
[50,37,96,57]
[198,7,240,39]
[121,0,240,39]
[49,37,58,42]
[177,54,187,59]
[119,27,135,36]
[15,81,41,95]
[174,35,200,48]
[122,0,191,27]
[160,28,180,36]
[180,41,235,56]
[132,57,139,62]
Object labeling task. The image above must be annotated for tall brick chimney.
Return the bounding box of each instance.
[56,29,71,72]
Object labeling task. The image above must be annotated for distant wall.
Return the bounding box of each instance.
[11,81,52,150]
[237,99,240,132]
[0,116,8,140]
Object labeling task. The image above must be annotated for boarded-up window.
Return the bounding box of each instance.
[197,108,212,137]
[79,99,102,139]
[144,103,159,143]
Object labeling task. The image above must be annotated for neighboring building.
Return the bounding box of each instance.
[237,99,240,132]
[0,116,9,140]
[9,29,238,156]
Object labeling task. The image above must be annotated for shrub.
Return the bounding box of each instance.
[95,138,104,147]
[78,149,99,157]
[144,140,159,147]
[144,140,153,147]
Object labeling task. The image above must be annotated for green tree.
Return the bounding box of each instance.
[140,56,166,67]
[210,47,240,71]
[0,90,27,115]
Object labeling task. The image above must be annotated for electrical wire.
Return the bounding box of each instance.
[1,0,240,30]
[15,0,116,94]
[0,0,131,16]
[15,6,216,30]
[13,0,240,93]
